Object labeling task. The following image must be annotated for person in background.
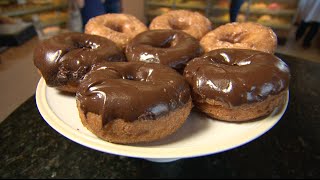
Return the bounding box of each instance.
[295,0,320,48]
[229,0,245,22]
[104,0,122,13]
[78,0,122,27]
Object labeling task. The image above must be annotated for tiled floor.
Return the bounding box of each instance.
[276,26,320,64]
[0,38,41,123]
[0,27,319,124]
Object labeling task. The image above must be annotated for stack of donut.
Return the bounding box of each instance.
[33,10,290,144]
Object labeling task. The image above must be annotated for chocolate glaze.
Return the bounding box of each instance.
[76,62,191,124]
[125,29,203,72]
[33,32,126,88]
[184,49,290,107]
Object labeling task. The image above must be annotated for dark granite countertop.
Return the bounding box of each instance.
[1,54,319,178]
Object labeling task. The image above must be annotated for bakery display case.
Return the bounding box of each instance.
[144,0,174,21]
[144,0,300,44]
[145,0,210,22]
[0,0,68,29]
[0,0,69,43]
[241,0,299,44]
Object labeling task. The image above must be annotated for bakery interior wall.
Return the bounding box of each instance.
[143,0,300,45]
[122,0,146,23]
[0,0,300,43]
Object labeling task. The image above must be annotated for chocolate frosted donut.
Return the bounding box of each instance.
[200,22,277,54]
[184,48,290,122]
[126,29,203,72]
[76,62,192,144]
[149,10,212,40]
[33,32,126,93]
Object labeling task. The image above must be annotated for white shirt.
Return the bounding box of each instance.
[297,0,320,22]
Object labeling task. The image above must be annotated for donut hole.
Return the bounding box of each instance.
[101,68,138,81]
[122,68,157,82]
[106,23,123,33]
[220,37,237,44]
[168,19,189,30]
[73,42,89,49]
[159,40,173,48]
[124,74,135,80]
[213,57,251,67]
[209,52,252,67]
[155,35,177,48]
[122,73,146,81]
[220,32,247,44]
[73,41,98,50]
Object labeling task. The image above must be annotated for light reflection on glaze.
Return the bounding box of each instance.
[139,53,160,63]
[183,48,290,106]
[126,29,203,72]
[77,62,191,124]
[219,52,230,63]
[206,80,233,93]
[87,83,108,118]
[196,77,204,90]
[46,50,62,64]
[86,40,100,49]
[260,83,273,96]
[276,60,290,73]
[149,103,169,116]
[145,69,154,82]
[33,32,126,88]
[237,60,251,66]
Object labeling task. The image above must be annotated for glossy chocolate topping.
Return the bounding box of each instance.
[33,32,126,87]
[76,62,191,124]
[125,29,203,72]
[184,49,290,107]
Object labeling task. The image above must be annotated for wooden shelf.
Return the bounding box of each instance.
[146,11,164,17]
[147,2,207,10]
[175,4,206,10]
[209,17,229,24]
[259,22,292,30]
[40,18,67,29]
[211,6,229,11]
[146,2,172,8]
[242,8,296,16]
[144,0,296,31]
[0,4,67,17]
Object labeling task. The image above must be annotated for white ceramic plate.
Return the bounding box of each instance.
[36,78,289,162]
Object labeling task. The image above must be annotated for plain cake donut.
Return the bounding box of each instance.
[183,48,290,122]
[76,62,192,144]
[85,13,148,49]
[200,22,277,54]
[126,29,203,72]
[149,10,212,40]
[33,32,126,93]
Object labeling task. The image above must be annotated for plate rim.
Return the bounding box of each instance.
[35,78,289,159]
